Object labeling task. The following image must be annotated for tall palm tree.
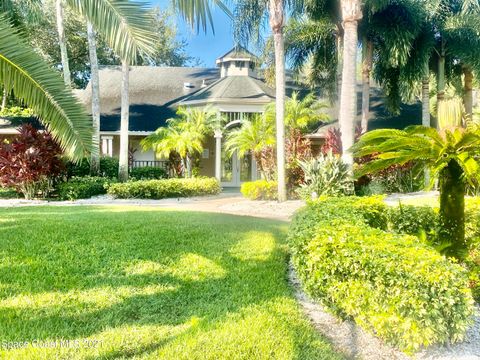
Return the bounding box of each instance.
[87,21,100,174]
[56,0,71,87]
[0,17,91,160]
[234,0,288,201]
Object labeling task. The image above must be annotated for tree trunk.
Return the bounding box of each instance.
[335,26,344,120]
[1,88,7,112]
[361,38,373,133]
[87,21,101,175]
[439,160,466,259]
[186,154,192,178]
[269,0,287,202]
[339,0,362,167]
[422,62,431,188]
[118,60,130,182]
[436,42,446,123]
[56,0,71,87]
[463,66,473,123]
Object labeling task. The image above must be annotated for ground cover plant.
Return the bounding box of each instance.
[0,206,342,360]
[288,197,475,353]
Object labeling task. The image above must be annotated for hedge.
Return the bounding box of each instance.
[66,157,119,178]
[288,196,474,353]
[129,166,168,180]
[57,177,113,200]
[240,180,277,200]
[107,177,221,199]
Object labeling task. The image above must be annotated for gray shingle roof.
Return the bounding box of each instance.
[75,66,219,132]
[180,76,275,105]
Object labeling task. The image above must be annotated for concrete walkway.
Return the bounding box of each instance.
[0,193,305,221]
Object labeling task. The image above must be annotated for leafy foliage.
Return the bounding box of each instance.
[107,177,221,199]
[129,166,168,180]
[0,16,92,159]
[240,180,278,200]
[0,125,64,199]
[288,197,475,353]
[66,156,119,178]
[298,151,354,199]
[57,176,113,200]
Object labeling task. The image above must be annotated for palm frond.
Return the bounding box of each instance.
[172,0,232,34]
[0,16,91,160]
[66,0,157,62]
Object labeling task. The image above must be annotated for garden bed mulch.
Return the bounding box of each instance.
[288,264,480,360]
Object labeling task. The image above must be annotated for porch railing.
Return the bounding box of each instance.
[131,160,169,170]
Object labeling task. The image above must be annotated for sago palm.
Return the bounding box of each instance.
[352,125,480,259]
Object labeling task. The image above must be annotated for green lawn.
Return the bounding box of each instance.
[0,206,342,359]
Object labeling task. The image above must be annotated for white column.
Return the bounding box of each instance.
[214,129,223,181]
[101,136,113,157]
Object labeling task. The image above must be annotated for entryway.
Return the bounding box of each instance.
[221,149,254,187]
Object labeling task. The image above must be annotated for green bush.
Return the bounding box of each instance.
[66,157,119,178]
[387,204,438,236]
[0,187,19,199]
[107,177,221,199]
[130,166,167,180]
[288,197,474,353]
[241,180,278,200]
[57,177,113,200]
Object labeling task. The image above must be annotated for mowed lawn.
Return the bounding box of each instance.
[0,206,342,360]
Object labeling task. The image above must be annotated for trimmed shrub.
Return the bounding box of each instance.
[288,197,474,353]
[107,177,221,199]
[387,204,438,236]
[66,157,119,178]
[0,187,19,199]
[241,180,278,200]
[130,166,167,180]
[57,177,113,200]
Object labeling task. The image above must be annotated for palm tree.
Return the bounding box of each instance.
[87,21,100,174]
[225,114,276,180]
[233,0,288,201]
[0,17,91,160]
[141,107,216,178]
[352,125,480,259]
[56,0,71,87]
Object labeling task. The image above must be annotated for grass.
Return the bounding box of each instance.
[0,206,342,359]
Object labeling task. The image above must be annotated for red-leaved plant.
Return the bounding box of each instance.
[0,124,64,199]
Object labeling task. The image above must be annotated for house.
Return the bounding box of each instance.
[75,46,284,187]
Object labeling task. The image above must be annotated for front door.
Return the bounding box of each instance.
[221,149,253,187]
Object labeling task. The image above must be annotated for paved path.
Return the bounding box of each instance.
[0,193,305,221]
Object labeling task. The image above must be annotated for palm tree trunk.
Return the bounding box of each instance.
[335,26,344,120]
[361,38,373,133]
[186,154,192,178]
[422,61,431,187]
[118,60,130,182]
[56,0,71,87]
[269,0,287,202]
[339,0,362,167]
[463,66,473,123]
[436,42,446,123]
[87,21,100,175]
[439,160,466,259]
[1,88,7,111]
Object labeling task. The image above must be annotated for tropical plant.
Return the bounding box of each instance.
[352,125,480,259]
[264,92,329,133]
[0,16,91,159]
[0,125,65,199]
[141,107,216,178]
[298,151,354,199]
[225,113,276,180]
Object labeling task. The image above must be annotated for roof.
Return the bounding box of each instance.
[312,86,422,137]
[75,66,219,132]
[180,76,276,105]
[216,46,259,64]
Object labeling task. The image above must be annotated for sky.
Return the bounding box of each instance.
[153,0,236,67]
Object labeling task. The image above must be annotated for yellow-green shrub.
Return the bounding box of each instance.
[288,197,474,353]
[108,178,221,199]
[241,180,278,200]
